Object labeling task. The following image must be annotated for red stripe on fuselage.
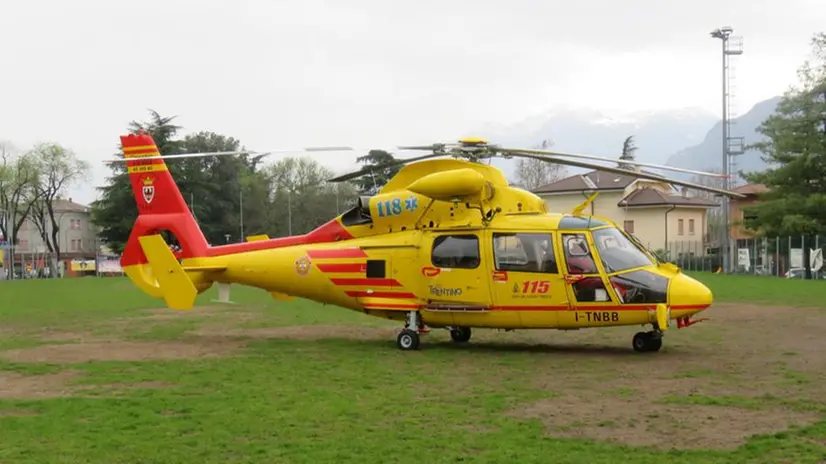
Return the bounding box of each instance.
[317,263,366,273]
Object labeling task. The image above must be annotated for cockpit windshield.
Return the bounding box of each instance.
[591,227,655,273]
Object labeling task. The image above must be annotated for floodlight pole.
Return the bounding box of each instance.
[710,26,742,273]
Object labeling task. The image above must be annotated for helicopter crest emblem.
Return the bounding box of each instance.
[142,176,155,204]
[295,255,312,276]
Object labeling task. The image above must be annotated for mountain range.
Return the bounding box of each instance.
[476,96,782,185]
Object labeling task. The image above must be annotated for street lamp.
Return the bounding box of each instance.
[710,26,743,273]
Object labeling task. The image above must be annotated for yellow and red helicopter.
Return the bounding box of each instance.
[109,133,743,352]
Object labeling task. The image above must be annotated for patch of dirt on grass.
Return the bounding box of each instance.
[0,410,40,417]
[509,394,820,450]
[37,332,112,343]
[138,304,254,320]
[0,371,80,399]
[77,381,173,391]
[0,339,242,363]
[193,324,395,341]
[501,302,826,450]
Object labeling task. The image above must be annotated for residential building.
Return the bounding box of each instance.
[728,183,768,240]
[11,198,99,261]
[533,169,718,254]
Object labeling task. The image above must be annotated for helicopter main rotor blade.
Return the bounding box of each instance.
[498,147,729,179]
[326,153,446,182]
[505,151,745,198]
[103,146,354,163]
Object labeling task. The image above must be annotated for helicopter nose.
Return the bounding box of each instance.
[669,272,713,313]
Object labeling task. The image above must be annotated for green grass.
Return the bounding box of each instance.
[689,272,826,307]
[1,276,826,463]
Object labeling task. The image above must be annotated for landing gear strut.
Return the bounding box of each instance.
[397,311,422,351]
[632,330,663,353]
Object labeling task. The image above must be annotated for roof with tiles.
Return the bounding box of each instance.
[533,169,666,194]
[617,187,718,207]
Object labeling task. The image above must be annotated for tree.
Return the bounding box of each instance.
[741,32,826,238]
[351,149,400,195]
[513,139,568,190]
[266,157,359,237]
[0,142,40,247]
[618,135,637,170]
[741,32,826,278]
[28,143,91,274]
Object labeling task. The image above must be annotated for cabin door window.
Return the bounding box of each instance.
[561,233,612,303]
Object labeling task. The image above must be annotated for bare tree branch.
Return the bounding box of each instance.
[513,139,568,190]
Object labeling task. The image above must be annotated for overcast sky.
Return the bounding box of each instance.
[2,0,824,205]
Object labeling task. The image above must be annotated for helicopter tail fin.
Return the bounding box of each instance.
[119,133,212,309]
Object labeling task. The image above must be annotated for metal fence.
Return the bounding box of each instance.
[0,248,123,280]
[666,235,826,278]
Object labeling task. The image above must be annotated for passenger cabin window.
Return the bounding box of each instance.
[431,234,480,269]
[493,233,558,273]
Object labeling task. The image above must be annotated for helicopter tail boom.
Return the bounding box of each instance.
[119,133,213,307]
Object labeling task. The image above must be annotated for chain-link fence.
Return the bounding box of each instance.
[667,235,826,278]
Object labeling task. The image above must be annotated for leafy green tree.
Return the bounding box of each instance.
[742,32,826,277]
[28,142,91,273]
[742,32,826,237]
[352,149,399,195]
[0,142,40,246]
[266,157,359,237]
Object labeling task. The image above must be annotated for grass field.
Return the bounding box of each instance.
[2,272,826,463]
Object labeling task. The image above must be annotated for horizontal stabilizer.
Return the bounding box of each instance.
[138,234,199,310]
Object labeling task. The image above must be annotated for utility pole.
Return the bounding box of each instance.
[710,26,743,273]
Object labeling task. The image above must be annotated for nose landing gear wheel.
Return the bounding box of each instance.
[449,326,472,343]
[397,329,420,350]
[632,331,662,352]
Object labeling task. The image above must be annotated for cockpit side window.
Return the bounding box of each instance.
[562,233,597,274]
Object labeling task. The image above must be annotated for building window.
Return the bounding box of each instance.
[678,219,684,235]
[431,234,480,269]
[623,220,634,233]
[689,219,695,235]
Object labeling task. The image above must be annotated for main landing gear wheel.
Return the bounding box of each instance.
[449,326,472,343]
[632,331,663,353]
[397,329,420,351]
